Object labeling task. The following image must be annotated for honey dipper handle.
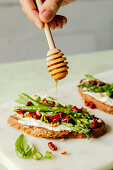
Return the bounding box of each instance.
[35,0,56,49]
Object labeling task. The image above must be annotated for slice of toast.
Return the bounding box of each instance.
[78,86,113,115]
[8,93,106,139]
[8,114,106,139]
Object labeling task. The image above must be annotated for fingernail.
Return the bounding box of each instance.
[41,9,52,22]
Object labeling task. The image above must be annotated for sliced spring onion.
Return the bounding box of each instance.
[33,152,43,160]
[45,151,52,159]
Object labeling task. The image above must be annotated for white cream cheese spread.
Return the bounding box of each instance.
[17,116,71,132]
[83,91,113,106]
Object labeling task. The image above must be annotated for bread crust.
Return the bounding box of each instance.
[8,115,106,139]
[78,87,113,115]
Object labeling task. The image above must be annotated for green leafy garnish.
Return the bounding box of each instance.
[45,151,52,159]
[33,152,43,160]
[48,100,54,104]
[15,134,34,158]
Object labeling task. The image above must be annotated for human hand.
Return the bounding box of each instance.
[20,0,68,30]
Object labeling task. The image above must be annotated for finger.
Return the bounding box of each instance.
[39,0,64,23]
[55,15,67,25]
[49,19,57,30]
[49,15,67,29]
[20,0,44,29]
[56,18,63,29]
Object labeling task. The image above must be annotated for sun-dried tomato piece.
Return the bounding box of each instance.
[48,104,53,107]
[28,112,32,117]
[26,101,32,106]
[79,107,87,113]
[52,114,61,122]
[43,98,48,103]
[97,81,105,86]
[46,113,63,123]
[88,80,97,85]
[61,116,70,123]
[71,106,79,112]
[63,106,68,109]
[16,108,26,114]
[85,100,96,109]
[28,112,36,117]
[48,142,57,151]
[33,114,41,120]
[91,118,100,128]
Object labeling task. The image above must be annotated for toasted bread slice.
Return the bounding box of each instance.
[8,115,106,139]
[78,87,113,115]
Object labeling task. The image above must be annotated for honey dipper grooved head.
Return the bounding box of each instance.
[47,48,69,80]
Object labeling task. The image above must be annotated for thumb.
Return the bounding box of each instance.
[39,0,63,23]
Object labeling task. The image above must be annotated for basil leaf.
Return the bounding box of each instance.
[15,134,34,158]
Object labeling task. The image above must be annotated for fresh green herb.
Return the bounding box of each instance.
[62,120,90,138]
[15,134,34,158]
[66,105,73,109]
[33,152,43,160]
[85,75,97,81]
[15,98,27,105]
[45,151,52,159]
[86,133,90,140]
[43,112,56,116]
[35,96,41,102]
[48,100,54,105]
[40,115,47,123]
[48,96,55,100]
[55,103,62,107]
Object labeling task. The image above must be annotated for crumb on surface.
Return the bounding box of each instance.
[61,151,67,155]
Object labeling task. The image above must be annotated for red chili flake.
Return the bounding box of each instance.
[16,108,25,114]
[62,116,70,123]
[26,101,32,106]
[48,142,57,151]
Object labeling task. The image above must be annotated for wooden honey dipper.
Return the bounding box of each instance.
[36,0,69,80]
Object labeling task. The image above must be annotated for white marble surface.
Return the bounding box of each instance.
[0,0,113,63]
[1,70,113,170]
